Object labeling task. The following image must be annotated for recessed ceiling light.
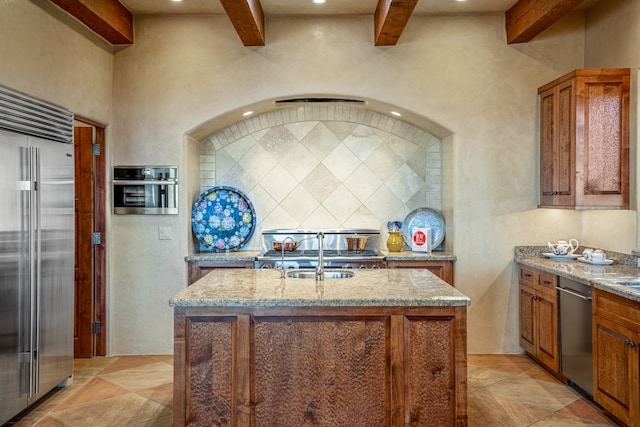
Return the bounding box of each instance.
[390,111,402,117]
[313,0,326,4]
[171,0,182,2]
[242,111,253,117]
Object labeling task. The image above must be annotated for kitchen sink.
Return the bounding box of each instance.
[286,270,354,279]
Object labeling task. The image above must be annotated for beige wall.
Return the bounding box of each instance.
[0,1,113,123]
[5,3,636,355]
[110,12,590,355]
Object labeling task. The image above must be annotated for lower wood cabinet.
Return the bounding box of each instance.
[385,259,454,286]
[518,265,559,373]
[187,259,255,285]
[174,305,468,427]
[593,289,640,427]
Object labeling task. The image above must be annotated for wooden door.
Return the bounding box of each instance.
[73,121,106,357]
[555,79,575,203]
[518,284,536,355]
[536,293,558,372]
[593,315,639,426]
[74,126,94,357]
[539,79,576,207]
[539,86,557,204]
[579,74,630,208]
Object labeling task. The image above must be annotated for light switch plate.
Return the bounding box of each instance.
[158,226,172,240]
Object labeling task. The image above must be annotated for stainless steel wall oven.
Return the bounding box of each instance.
[113,166,178,214]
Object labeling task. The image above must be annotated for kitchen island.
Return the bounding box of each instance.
[170,268,470,427]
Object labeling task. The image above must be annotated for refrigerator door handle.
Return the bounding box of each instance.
[32,146,41,396]
[19,146,32,399]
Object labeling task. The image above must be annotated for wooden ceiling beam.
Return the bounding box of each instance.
[49,0,133,45]
[505,0,585,44]
[374,0,418,46]
[219,0,265,47]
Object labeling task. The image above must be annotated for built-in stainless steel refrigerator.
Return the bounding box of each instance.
[0,87,74,425]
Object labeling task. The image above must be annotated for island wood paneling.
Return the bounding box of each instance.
[173,305,467,427]
[186,317,234,426]
[253,317,388,425]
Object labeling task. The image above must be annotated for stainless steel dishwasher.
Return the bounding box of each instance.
[557,277,593,396]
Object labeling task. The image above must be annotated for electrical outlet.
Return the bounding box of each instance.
[158,226,172,240]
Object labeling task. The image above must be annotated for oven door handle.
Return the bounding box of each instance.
[557,286,592,301]
[114,179,177,185]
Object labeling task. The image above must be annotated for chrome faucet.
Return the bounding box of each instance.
[279,236,296,279]
[315,232,325,281]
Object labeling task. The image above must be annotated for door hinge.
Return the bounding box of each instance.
[92,232,101,245]
[92,322,101,334]
[92,143,101,156]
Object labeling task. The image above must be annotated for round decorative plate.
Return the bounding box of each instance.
[191,186,256,252]
[402,207,445,249]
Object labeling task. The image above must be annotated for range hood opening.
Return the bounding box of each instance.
[274,97,366,107]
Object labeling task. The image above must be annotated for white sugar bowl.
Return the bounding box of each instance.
[591,249,606,262]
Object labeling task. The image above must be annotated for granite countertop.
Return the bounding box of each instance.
[184,251,260,262]
[170,268,470,308]
[515,246,640,303]
[382,250,457,260]
[184,251,456,262]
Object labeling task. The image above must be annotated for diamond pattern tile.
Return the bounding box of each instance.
[322,144,361,181]
[198,105,443,245]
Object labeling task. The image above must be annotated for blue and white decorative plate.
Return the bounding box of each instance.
[191,186,256,252]
[402,207,446,249]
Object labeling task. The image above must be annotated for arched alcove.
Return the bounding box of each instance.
[187,98,453,252]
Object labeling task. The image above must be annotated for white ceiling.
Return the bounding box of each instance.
[120,0,601,17]
[119,0,522,16]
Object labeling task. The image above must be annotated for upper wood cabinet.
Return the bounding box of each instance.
[538,69,630,209]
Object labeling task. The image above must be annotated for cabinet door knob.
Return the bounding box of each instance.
[630,341,637,348]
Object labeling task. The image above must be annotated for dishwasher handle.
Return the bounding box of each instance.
[557,286,592,301]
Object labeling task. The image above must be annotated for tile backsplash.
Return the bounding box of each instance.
[198,105,442,250]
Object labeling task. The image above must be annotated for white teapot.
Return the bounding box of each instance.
[547,239,579,256]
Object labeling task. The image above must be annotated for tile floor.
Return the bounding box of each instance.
[5,354,618,427]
